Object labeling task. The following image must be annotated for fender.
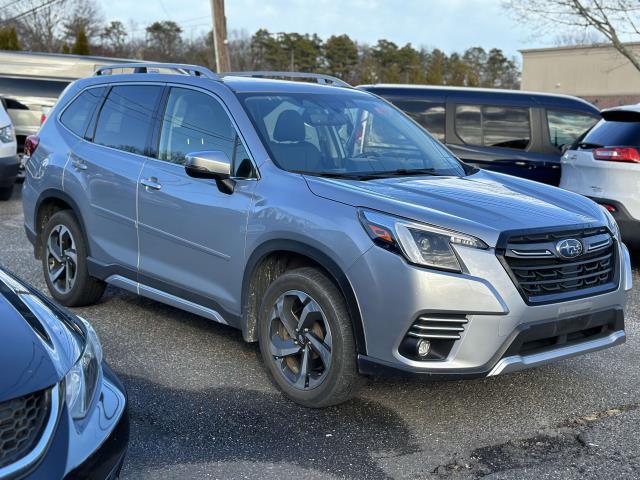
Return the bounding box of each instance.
[242,239,367,355]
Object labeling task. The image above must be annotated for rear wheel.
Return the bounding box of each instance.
[41,210,106,306]
[0,185,13,201]
[258,267,364,407]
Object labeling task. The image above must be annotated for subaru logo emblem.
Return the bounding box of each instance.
[556,239,583,259]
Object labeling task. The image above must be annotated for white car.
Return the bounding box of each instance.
[0,99,18,200]
[561,105,640,248]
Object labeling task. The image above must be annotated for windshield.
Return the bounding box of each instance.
[238,92,468,178]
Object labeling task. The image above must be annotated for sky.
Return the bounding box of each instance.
[100,0,544,60]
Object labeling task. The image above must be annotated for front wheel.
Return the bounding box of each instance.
[258,267,365,408]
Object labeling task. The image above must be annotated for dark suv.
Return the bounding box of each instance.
[359,85,600,185]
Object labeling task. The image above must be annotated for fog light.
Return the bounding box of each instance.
[416,339,431,358]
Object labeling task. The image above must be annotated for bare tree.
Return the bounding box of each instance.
[504,0,640,71]
[63,0,104,43]
[7,0,69,52]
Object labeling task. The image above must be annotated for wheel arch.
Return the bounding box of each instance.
[34,189,91,260]
[241,239,367,355]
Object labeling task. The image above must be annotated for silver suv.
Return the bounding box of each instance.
[22,64,632,407]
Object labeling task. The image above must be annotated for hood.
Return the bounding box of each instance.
[0,270,80,402]
[304,170,607,246]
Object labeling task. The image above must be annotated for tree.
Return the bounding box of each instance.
[100,21,127,56]
[63,0,103,45]
[462,47,487,86]
[0,26,20,50]
[446,53,468,85]
[145,21,183,61]
[425,49,447,85]
[7,0,70,52]
[504,0,640,72]
[324,34,358,80]
[71,25,90,55]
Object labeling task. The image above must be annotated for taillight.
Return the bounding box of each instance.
[40,113,46,125]
[24,135,40,157]
[593,147,640,163]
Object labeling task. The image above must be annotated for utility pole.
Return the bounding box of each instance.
[210,0,231,72]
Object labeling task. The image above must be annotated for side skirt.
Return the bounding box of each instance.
[106,274,229,325]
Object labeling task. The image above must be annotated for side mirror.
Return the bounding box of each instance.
[185,150,235,194]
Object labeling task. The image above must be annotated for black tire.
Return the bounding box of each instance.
[0,184,13,201]
[41,210,106,307]
[258,267,365,407]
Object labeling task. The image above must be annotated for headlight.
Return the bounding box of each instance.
[600,205,621,240]
[358,209,488,272]
[0,124,14,143]
[65,317,102,419]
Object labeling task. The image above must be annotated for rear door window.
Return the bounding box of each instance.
[582,118,640,147]
[59,87,105,137]
[546,109,598,149]
[389,100,446,141]
[455,104,531,150]
[93,85,162,155]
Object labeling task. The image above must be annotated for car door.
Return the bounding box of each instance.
[137,85,257,318]
[67,84,163,274]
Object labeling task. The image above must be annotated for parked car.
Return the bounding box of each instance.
[0,98,18,200]
[561,104,640,249]
[0,267,128,479]
[0,51,136,157]
[22,64,632,407]
[358,84,600,186]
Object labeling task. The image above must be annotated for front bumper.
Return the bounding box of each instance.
[348,239,631,379]
[0,154,19,187]
[17,362,129,480]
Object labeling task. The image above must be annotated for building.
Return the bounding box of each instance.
[521,43,640,108]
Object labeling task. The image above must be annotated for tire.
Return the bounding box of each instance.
[41,210,106,307]
[258,267,365,407]
[0,184,13,201]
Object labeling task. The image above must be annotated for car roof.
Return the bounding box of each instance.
[358,84,599,113]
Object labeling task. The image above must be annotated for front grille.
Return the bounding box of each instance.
[407,314,468,340]
[0,389,51,469]
[501,228,617,304]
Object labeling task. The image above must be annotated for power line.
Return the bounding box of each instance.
[0,0,24,12]
[0,0,64,25]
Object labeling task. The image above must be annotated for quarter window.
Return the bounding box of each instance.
[158,87,237,166]
[546,109,598,149]
[94,85,162,155]
[59,87,105,137]
[390,100,446,141]
[455,105,531,150]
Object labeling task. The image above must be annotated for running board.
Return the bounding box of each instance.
[105,275,227,325]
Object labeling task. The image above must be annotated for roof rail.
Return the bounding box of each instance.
[221,71,351,88]
[94,63,219,80]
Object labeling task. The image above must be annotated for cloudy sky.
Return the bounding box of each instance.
[100,0,542,59]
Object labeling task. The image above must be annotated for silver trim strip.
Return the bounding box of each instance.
[488,330,626,376]
[106,275,227,325]
[0,384,61,479]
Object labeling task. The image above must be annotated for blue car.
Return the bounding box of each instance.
[0,268,128,479]
[358,84,601,186]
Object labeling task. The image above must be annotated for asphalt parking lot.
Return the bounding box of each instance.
[1,188,639,479]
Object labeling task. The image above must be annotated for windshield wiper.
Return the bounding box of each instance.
[355,168,442,179]
[306,169,444,181]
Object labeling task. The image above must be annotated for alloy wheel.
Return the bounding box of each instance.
[268,290,333,390]
[46,225,78,295]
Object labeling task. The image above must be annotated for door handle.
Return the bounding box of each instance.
[140,177,162,191]
[70,155,87,170]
